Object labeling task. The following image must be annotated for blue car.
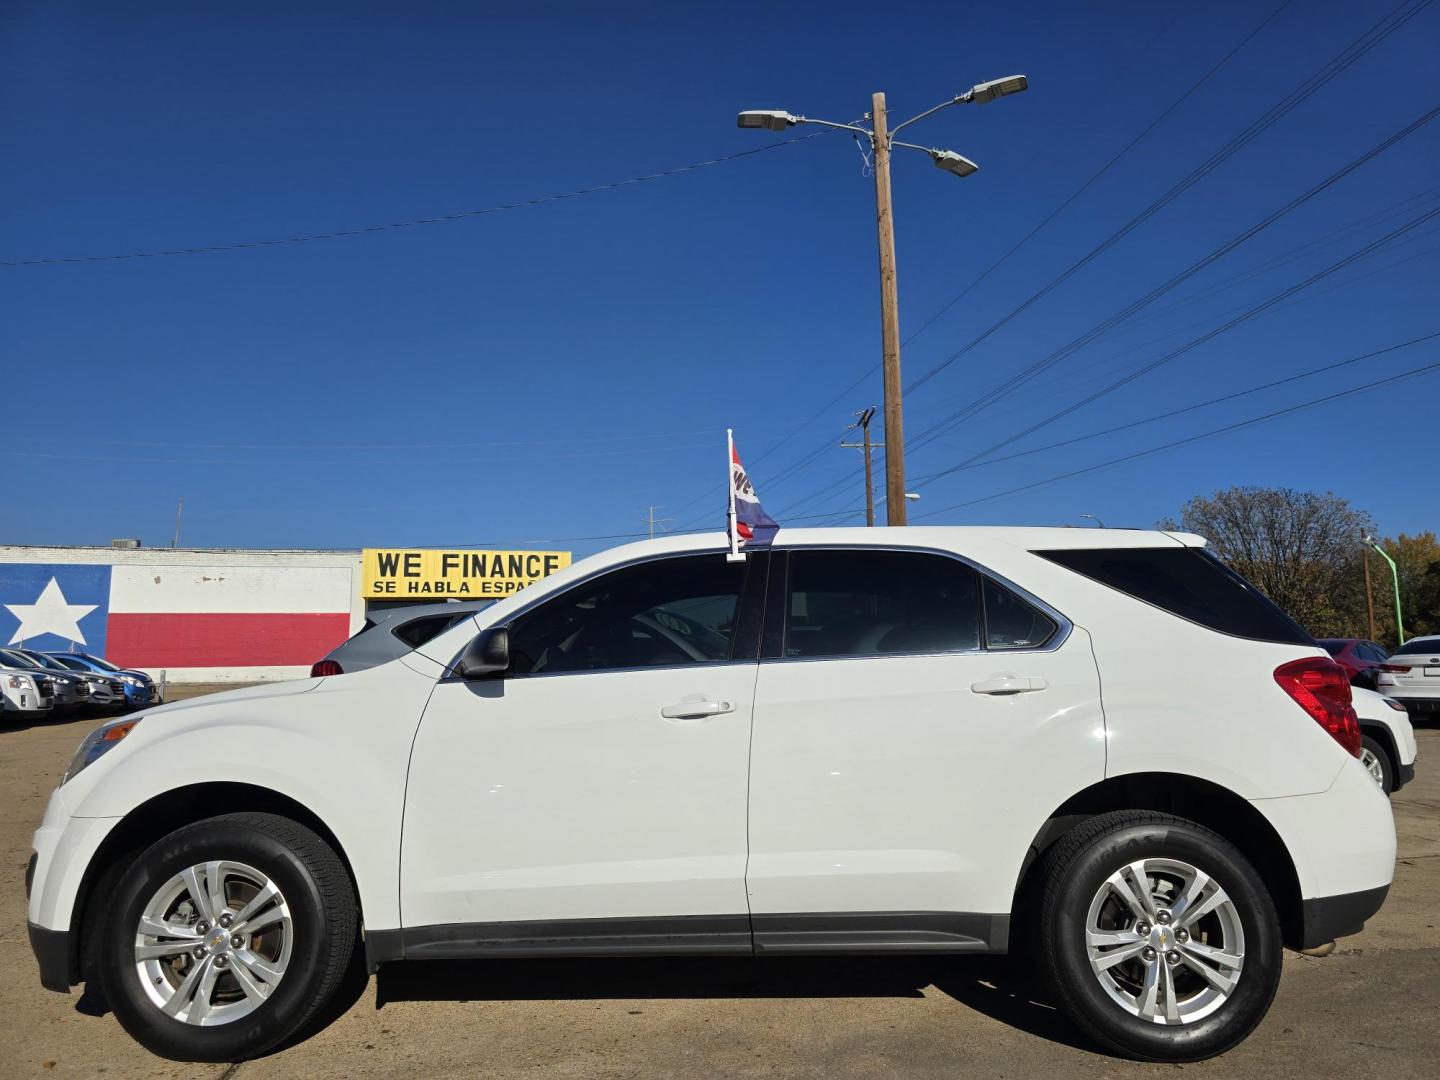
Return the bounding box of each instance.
[45,652,159,709]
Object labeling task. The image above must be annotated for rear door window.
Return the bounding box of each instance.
[1037,546,1312,646]
[782,550,982,658]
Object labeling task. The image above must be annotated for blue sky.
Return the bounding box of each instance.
[4,0,1437,555]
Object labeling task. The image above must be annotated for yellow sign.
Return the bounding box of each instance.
[362,549,571,599]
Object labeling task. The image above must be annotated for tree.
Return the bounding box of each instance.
[1159,487,1376,636]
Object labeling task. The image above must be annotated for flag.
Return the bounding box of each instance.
[727,430,779,554]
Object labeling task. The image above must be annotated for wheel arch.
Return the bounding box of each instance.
[1358,721,1397,774]
[70,782,361,984]
[1012,772,1305,950]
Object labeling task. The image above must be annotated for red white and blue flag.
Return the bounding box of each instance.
[727,430,779,555]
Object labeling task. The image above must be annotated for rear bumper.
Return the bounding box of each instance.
[28,922,72,993]
[1300,884,1389,949]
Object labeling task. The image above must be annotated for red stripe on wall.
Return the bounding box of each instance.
[107,612,351,668]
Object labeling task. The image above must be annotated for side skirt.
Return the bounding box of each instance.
[366,911,1009,969]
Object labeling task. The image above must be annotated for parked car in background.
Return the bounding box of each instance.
[1352,686,1417,793]
[45,653,157,709]
[29,528,1394,1063]
[0,649,89,709]
[1316,638,1391,689]
[11,649,124,709]
[310,599,493,676]
[1,661,54,716]
[1375,634,1440,715]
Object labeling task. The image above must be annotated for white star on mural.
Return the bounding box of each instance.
[5,577,98,646]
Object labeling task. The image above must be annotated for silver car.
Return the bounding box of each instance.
[0,648,89,708]
[310,600,493,676]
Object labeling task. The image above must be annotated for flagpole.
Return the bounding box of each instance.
[726,428,742,561]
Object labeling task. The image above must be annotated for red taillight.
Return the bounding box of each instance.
[1377,663,1408,673]
[311,660,343,678]
[1274,657,1360,757]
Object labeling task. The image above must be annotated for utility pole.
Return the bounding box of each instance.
[841,406,878,527]
[171,496,184,548]
[642,505,673,540]
[737,75,1028,528]
[1362,544,1378,642]
[871,92,906,526]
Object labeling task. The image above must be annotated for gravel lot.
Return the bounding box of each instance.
[3,686,1437,1079]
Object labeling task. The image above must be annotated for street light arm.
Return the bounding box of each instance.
[888,95,966,139]
[889,138,941,155]
[793,116,874,136]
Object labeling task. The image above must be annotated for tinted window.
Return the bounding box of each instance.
[1038,547,1312,646]
[1318,640,1347,657]
[52,656,90,671]
[1394,638,1440,656]
[393,614,460,649]
[509,555,745,675]
[784,550,980,659]
[983,577,1059,650]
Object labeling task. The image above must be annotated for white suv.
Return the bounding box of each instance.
[26,528,1394,1063]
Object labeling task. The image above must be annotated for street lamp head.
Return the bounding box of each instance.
[967,74,1029,105]
[904,492,921,501]
[737,110,796,132]
[931,150,979,178]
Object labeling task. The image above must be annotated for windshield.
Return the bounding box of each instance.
[1,650,43,670]
[23,651,69,670]
[52,656,90,671]
[80,653,122,672]
[1316,639,1347,656]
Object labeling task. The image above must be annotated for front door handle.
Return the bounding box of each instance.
[970,673,1047,695]
[660,698,735,720]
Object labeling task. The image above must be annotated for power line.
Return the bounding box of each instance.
[917,201,1440,484]
[904,103,1440,458]
[0,131,829,268]
[912,331,1440,480]
[901,0,1432,398]
[900,0,1298,351]
[911,354,1440,520]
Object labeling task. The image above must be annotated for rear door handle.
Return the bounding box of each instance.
[660,698,735,720]
[970,674,1047,695]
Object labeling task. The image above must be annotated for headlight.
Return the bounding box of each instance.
[7,674,35,689]
[123,675,142,686]
[64,718,140,785]
[1383,698,1408,713]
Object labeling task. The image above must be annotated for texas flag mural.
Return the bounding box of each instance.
[726,429,779,556]
[0,562,352,672]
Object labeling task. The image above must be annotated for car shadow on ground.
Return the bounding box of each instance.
[71,952,1099,1058]
[372,953,1096,1053]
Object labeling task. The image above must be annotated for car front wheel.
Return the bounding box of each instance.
[98,812,356,1061]
[1036,810,1282,1061]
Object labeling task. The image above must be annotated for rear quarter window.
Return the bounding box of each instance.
[1036,546,1313,646]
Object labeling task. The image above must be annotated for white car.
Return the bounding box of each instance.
[26,528,1395,1063]
[3,663,55,716]
[1375,634,1440,717]
[1352,686,1418,793]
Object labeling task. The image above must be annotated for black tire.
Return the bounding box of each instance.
[1035,810,1281,1061]
[97,812,356,1062]
[1360,734,1394,794]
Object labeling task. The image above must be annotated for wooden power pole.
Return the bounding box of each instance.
[871,91,906,526]
[841,406,878,526]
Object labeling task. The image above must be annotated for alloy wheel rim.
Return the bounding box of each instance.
[1360,748,1385,786]
[133,860,293,1026]
[1084,857,1245,1025]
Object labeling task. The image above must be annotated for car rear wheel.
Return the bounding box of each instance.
[1359,735,1394,793]
[98,812,356,1061]
[1035,810,1281,1061]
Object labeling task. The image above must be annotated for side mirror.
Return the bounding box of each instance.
[456,626,510,680]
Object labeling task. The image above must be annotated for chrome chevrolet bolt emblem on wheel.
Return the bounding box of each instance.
[1085,859,1245,1025]
[133,860,293,1026]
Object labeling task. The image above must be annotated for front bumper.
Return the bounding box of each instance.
[1390,696,1440,715]
[28,921,72,993]
[1301,884,1390,949]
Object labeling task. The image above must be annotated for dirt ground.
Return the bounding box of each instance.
[3,686,1437,1079]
